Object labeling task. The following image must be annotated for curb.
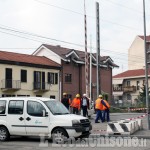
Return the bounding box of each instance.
[90,133,150,139]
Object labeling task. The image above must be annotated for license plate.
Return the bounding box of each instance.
[85,127,89,131]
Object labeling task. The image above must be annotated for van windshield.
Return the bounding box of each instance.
[44,100,69,115]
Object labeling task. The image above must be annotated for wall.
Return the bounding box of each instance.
[128,36,145,70]
[34,46,61,64]
[61,60,80,99]
[0,64,60,99]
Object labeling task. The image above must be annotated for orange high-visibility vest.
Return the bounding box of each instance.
[71,98,80,109]
[95,98,103,110]
[103,100,110,110]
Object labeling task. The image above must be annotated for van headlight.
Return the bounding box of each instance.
[72,120,81,127]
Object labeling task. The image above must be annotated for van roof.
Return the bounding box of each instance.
[0,97,56,102]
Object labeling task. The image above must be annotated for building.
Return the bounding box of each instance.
[128,35,150,70]
[33,44,118,101]
[0,51,61,99]
[113,68,150,105]
[113,35,150,105]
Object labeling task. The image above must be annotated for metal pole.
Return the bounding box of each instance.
[143,0,150,130]
[90,35,92,101]
[84,0,89,97]
[96,2,101,97]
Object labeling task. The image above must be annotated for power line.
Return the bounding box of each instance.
[0,26,83,47]
[0,48,36,49]
[0,25,146,61]
[0,30,145,65]
[32,0,142,32]
[100,0,150,16]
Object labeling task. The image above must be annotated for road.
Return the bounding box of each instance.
[0,113,150,150]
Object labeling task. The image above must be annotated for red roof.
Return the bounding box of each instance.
[41,44,118,67]
[139,35,150,41]
[0,51,60,68]
[113,69,150,78]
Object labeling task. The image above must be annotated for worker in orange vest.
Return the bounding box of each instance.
[70,94,81,114]
[95,95,108,123]
[103,99,110,122]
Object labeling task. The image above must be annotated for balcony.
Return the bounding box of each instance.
[113,86,123,92]
[33,82,50,92]
[123,86,136,93]
[1,79,21,91]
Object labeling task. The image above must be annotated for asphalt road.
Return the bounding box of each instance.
[0,113,150,150]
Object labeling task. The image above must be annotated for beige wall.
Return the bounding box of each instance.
[0,64,60,99]
[128,36,145,70]
[113,76,149,104]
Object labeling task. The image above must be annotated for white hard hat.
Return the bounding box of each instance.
[83,93,86,97]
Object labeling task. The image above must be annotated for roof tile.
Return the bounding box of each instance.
[0,50,60,67]
[113,69,150,78]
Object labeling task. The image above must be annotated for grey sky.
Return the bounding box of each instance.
[0,0,150,75]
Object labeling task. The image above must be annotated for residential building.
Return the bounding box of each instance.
[113,35,150,105]
[0,51,61,99]
[128,35,150,70]
[113,69,150,105]
[33,44,118,101]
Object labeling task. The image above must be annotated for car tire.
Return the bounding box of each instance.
[0,126,10,141]
[52,128,68,144]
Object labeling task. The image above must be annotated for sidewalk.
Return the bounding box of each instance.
[89,113,150,139]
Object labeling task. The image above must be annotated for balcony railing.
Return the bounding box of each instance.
[33,82,50,91]
[113,86,123,92]
[123,86,136,93]
[1,79,21,90]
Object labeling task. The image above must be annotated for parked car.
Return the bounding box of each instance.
[0,97,92,143]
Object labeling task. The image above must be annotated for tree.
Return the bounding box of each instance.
[102,93,109,100]
[139,84,150,105]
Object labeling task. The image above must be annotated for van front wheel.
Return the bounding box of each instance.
[0,127,9,141]
[52,128,68,144]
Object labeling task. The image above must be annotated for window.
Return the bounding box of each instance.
[127,81,130,86]
[55,73,58,84]
[137,81,140,90]
[0,101,6,114]
[17,95,30,97]
[27,101,46,117]
[34,71,41,89]
[48,73,58,84]
[65,74,72,83]
[21,70,27,82]
[36,95,42,97]
[50,95,55,99]
[2,94,15,97]
[127,94,131,100]
[148,54,150,62]
[143,80,145,85]
[8,100,24,114]
[48,72,54,84]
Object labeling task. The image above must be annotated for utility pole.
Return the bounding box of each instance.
[96,2,101,97]
[143,0,150,130]
[84,0,89,97]
[90,35,92,101]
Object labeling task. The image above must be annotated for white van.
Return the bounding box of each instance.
[0,97,92,142]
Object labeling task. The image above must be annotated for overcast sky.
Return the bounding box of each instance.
[0,0,150,75]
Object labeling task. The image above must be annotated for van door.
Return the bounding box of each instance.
[25,100,49,135]
[7,100,26,135]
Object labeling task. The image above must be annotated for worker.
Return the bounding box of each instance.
[95,95,108,123]
[61,93,70,110]
[70,94,81,115]
[81,93,89,117]
[103,99,110,122]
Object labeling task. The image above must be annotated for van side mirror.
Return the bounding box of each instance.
[42,110,48,117]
